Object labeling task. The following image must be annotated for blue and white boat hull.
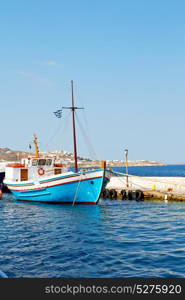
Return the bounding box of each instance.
[4,169,110,204]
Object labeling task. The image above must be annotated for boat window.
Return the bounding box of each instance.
[38,159,46,166]
[46,159,52,166]
[32,159,38,166]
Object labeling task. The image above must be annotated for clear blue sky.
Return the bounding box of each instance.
[0,0,185,163]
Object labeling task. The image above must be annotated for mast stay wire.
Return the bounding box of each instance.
[75,111,99,161]
[74,84,100,161]
[41,110,71,153]
[82,109,98,157]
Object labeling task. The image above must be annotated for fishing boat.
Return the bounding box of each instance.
[3,81,111,204]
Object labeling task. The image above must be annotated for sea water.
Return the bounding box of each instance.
[0,165,185,278]
[113,164,185,177]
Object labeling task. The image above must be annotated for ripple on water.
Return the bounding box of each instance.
[0,196,185,277]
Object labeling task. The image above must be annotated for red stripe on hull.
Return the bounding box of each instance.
[9,175,102,191]
[40,174,80,185]
[7,174,80,188]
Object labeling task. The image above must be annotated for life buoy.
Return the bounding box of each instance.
[38,168,45,176]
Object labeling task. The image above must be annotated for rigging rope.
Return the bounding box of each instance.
[42,110,71,152]
[72,174,83,206]
[75,112,99,161]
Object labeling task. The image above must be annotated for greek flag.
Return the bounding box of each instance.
[53,109,62,118]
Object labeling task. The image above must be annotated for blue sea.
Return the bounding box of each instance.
[112,164,185,177]
[0,165,185,278]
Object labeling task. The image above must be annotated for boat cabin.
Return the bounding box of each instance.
[5,157,68,182]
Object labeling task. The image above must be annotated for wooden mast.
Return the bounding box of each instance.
[62,81,84,173]
[71,80,78,173]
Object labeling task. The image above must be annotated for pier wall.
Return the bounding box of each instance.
[105,176,185,201]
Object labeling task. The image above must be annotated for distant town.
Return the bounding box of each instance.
[0,147,165,167]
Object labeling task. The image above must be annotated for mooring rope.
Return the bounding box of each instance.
[75,112,99,161]
[111,171,184,197]
[111,170,185,188]
[72,174,83,206]
[112,171,150,192]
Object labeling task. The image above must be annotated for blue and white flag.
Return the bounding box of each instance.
[53,109,62,118]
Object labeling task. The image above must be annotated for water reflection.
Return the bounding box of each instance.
[1,194,185,277]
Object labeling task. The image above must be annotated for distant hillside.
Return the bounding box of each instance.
[0,147,164,166]
[0,148,30,161]
[0,147,92,164]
